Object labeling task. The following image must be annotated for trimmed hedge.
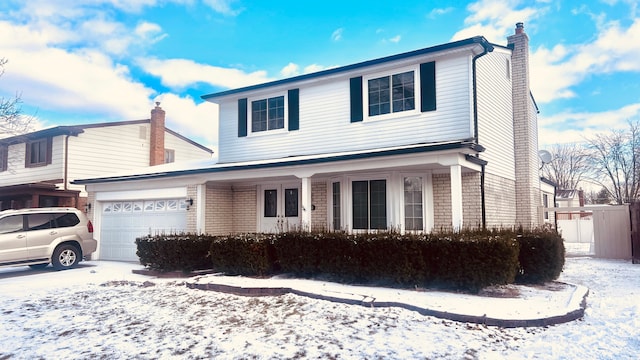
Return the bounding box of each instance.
[135,234,213,272]
[135,227,565,293]
[516,227,565,284]
[209,233,276,276]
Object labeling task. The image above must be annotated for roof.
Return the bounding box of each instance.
[201,36,495,101]
[0,119,213,154]
[556,189,581,200]
[73,139,483,184]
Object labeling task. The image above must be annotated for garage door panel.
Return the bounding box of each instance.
[100,199,187,261]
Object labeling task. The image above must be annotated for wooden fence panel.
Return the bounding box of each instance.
[631,202,640,264]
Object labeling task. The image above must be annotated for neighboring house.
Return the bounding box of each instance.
[0,104,213,212]
[540,178,556,223]
[76,23,552,261]
[555,189,586,220]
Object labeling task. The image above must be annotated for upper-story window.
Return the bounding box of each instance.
[25,138,52,168]
[164,149,175,163]
[368,71,415,117]
[237,89,299,138]
[252,96,285,132]
[350,61,435,123]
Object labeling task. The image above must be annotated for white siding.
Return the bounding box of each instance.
[164,132,212,163]
[0,137,64,186]
[217,54,474,163]
[67,124,151,188]
[476,50,516,181]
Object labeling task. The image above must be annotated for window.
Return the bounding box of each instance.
[352,180,387,230]
[332,182,341,230]
[165,149,175,163]
[0,145,7,172]
[252,96,284,132]
[264,190,277,217]
[368,71,414,117]
[404,177,424,231]
[543,194,549,220]
[25,138,51,167]
[0,215,24,234]
[284,188,298,217]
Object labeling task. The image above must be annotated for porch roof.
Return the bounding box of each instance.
[73,140,485,185]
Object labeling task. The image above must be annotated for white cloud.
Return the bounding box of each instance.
[388,35,401,43]
[202,0,243,16]
[331,28,344,41]
[452,0,543,43]
[280,63,300,77]
[154,93,219,150]
[539,103,640,146]
[428,7,454,19]
[138,57,272,89]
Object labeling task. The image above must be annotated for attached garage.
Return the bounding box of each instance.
[92,187,192,261]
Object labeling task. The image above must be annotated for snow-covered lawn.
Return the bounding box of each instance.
[0,257,638,359]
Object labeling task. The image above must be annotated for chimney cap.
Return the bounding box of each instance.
[515,22,524,34]
[155,101,161,107]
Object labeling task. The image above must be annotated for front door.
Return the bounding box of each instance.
[260,184,301,233]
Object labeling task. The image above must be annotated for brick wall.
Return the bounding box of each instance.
[311,181,327,231]
[484,173,517,228]
[432,173,452,229]
[232,186,257,233]
[149,103,165,166]
[186,185,198,232]
[204,185,233,234]
[508,23,541,229]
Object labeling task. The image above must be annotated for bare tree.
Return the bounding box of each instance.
[586,120,640,204]
[1,58,33,137]
[542,143,590,190]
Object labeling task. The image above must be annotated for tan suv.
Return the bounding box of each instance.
[0,207,97,270]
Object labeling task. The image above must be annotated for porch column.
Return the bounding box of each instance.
[450,165,463,230]
[301,177,312,231]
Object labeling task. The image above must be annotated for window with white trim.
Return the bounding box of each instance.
[367,70,415,117]
[352,179,387,230]
[403,176,424,231]
[251,95,285,133]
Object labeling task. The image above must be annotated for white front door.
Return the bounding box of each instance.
[260,184,301,233]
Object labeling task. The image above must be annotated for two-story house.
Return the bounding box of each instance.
[76,23,552,261]
[0,104,213,212]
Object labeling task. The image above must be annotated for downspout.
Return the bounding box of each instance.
[64,135,70,190]
[472,39,493,229]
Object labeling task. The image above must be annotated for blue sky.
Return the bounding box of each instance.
[1,0,639,154]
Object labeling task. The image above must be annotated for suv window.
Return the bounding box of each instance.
[27,214,55,231]
[0,215,24,234]
[26,213,80,231]
[52,213,80,228]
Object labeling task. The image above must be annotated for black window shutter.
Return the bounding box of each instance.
[420,62,436,112]
[350,77,363,122]
[288,89,299,131]
[238,98,248,137]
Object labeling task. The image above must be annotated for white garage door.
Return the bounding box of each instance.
[100,199,187,261]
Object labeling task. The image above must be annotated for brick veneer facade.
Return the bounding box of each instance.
[149,103,165,166]
[508,23,541,229]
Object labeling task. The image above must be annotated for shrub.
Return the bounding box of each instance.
[135,234,213,272]
[209,233,276,276]
[420,230,520,292]
[516,226,565,284]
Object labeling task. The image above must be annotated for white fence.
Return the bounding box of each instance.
[543,205,632,260]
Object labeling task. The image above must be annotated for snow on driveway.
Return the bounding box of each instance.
[0,257,638,359]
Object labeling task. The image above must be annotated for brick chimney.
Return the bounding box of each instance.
[149,102,165,166]
[508,22,541,229]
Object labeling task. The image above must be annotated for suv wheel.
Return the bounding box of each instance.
[52,244,80,270]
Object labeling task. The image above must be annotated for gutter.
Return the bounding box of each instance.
[471,41,494,229]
